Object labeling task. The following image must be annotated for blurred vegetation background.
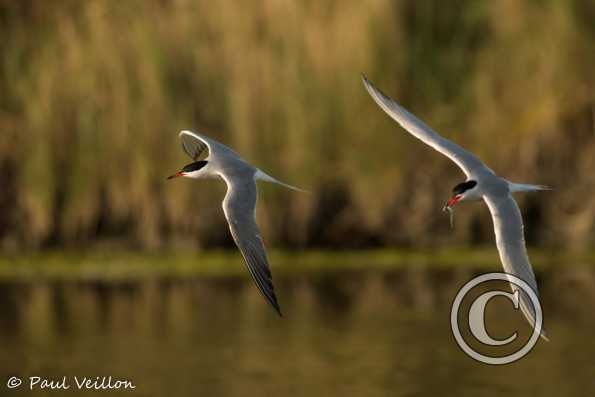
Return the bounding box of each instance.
[0,0,593,252]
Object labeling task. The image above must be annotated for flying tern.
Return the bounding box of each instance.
[168,130,305,316]
[362,75,549,339]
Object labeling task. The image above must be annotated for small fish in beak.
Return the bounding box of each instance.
[442,193,463,228]
[442,204,455,229]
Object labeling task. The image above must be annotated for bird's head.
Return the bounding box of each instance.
[167,160,208,180]
[444,180,479,208]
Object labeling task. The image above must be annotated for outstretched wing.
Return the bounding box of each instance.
[180,130,210,160]
[361,75,492,178]
[221,175,282,315]
[179,130,240,160]
[483,193,547,339]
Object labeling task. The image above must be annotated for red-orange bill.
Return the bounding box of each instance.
[167,172,183,180]
[445,194,462,208]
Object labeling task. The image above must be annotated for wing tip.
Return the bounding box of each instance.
[360,73,374,90]
[273,302,283,317]
[538,327,549,341]
[360,73,391,105]
[265,289,283,317]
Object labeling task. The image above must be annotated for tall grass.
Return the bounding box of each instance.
[0,0,593,250]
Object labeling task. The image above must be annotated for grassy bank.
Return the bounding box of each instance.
[0,248,590,281]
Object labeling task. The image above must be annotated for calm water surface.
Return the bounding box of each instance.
[1,264,594,396]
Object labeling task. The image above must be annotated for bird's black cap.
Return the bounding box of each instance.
[181,160,208,173]
[452,180,477,195]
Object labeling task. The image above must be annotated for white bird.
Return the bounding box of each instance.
[168,130,305,316]
[362,75,549,339]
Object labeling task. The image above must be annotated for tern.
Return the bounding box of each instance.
[362,75,549,339]
[168,130,305,316]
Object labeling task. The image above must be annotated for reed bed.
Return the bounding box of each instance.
[0,0,593,250]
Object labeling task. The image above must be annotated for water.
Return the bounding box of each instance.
[1,265,594,396]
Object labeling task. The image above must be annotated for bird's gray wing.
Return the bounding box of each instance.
[361,75,493,178]
[180,130,210,160]
[221,174,281,315]
[483,193,547,339]
[179,130,241,160]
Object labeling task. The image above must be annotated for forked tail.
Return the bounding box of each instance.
[508,182,552,193]
[255,170,308,193]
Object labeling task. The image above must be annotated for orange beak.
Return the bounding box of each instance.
[445,194,463,208]
[167,172,184,180]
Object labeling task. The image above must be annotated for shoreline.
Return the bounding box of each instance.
[0,248,589,281]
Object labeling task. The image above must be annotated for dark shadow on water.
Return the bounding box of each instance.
[0,281,28,336]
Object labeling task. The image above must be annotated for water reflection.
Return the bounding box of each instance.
[1,266,594,396]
